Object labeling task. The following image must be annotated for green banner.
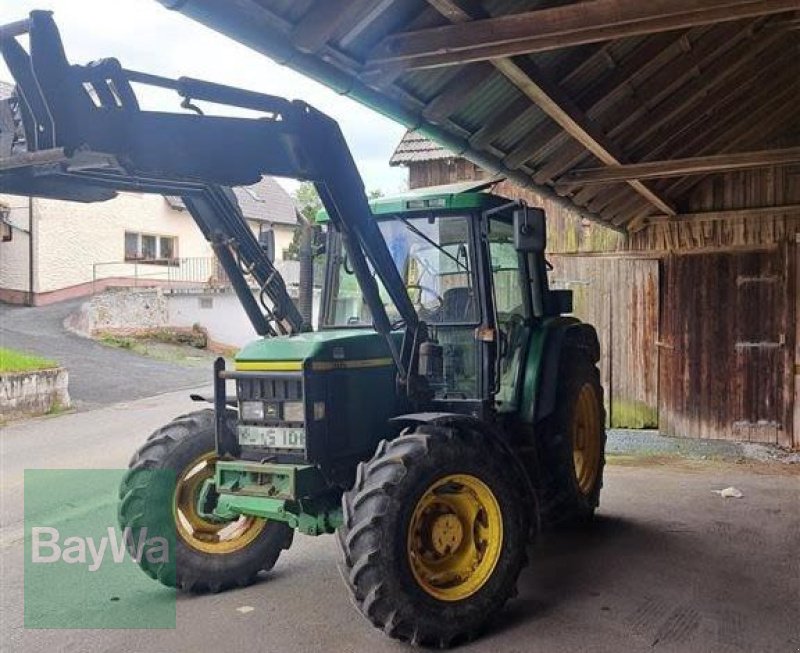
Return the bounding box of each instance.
[24,469,176,629]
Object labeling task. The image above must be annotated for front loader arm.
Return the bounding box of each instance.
[0,11,424,376]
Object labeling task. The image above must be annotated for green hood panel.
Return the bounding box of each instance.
[236,329,400,365]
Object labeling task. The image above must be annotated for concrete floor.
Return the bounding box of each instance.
[2,389,798,652]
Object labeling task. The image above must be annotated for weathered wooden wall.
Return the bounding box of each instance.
[659,246,794,447]
[405,158,799,446]
[550,256,659,429]
[409,159,485,190]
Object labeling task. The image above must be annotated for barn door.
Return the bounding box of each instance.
[731,256,786,443]
[659,250,790,444]
[549,256,659,429]
[609,259,659,428]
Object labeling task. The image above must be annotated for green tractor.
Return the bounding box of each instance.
[1,13,605,647]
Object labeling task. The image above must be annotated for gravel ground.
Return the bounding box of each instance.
[607,429,800,464]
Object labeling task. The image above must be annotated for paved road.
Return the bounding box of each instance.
[0,300,209,409]
[1,391,798,653]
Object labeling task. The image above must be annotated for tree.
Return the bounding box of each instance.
[285,183,385,260]
[293,181,322,224]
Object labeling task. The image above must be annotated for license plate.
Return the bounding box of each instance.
[237,425,306,449]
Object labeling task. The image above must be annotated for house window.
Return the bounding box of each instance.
[124,231,178,264]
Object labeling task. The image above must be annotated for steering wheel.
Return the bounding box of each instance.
[406,284,444,312]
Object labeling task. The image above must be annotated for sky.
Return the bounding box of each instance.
[0,0,409,195]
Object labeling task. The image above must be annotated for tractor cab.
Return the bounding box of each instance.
[317,182,572,415]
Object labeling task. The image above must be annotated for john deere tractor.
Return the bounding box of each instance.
[1,13,605,647]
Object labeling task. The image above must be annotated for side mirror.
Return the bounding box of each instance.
[513,207,546,252]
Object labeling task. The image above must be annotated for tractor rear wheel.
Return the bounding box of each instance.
[118,409,293,592]
[538,349,606,526]
[338,425,528,647]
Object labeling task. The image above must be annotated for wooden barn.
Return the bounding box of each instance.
[391,131,799,447]
[158,0,800,447]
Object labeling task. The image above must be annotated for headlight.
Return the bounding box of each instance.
[240,401,264,421]
[283,401,305,423]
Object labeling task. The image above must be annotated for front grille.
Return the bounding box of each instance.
[237,376,303,402]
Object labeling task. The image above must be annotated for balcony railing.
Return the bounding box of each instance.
[91,257,300,294]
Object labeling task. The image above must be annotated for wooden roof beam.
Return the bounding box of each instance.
[367,0,800,70]
[614,89,798,227]
[502,26,719,173]
[537,26,787,189]
[557,146,800,187]
[645,204,800,223]
[599,68,798,224]
[420,0,676,215]
[494,58,675,215]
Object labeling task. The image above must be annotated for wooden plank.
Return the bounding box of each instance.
[645,204,800,224]
[367,0,800,70]
[793,236,800,448]
[557,147,800,187]
[609,259,660,428]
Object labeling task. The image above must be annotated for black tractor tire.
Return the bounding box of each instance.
[118,408,293,592]
[338,425,529,648]
[537,348,606,526]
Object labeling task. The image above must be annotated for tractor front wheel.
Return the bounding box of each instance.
[118,409,293,592]
[338,425,529,647]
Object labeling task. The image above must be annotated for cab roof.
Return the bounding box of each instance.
[315,179,507,223]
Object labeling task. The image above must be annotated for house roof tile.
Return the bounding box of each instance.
[166,176,297,225]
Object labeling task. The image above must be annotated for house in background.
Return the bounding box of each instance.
[390,130,799,448]
[0,175,298,306]
[0,81,299,306]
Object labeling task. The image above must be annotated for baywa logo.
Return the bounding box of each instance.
[31,526,170,572]
[25,469,176,629]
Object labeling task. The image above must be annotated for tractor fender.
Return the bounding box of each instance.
[528,320,601,424]
[388,412,540,535]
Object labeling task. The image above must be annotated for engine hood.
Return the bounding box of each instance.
[235,329,400,372]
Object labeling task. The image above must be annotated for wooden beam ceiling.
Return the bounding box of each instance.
[367,0,799,70]
[557,147,800,187]
[423,0,677,216]
[535,19,775,189]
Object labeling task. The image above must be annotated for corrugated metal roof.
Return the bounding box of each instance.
[166,176,297,225]
[156,0,800,232]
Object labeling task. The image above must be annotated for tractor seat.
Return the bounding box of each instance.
[442,287,475,322]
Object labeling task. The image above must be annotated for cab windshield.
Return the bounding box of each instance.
[325,215,477,328]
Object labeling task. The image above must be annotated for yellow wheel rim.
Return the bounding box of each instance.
[572,383,602,495]
[407,474,503,602]
[173,452,267,554]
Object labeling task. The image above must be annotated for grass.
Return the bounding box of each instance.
[99,333,214,367]
[0,347,58,373]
